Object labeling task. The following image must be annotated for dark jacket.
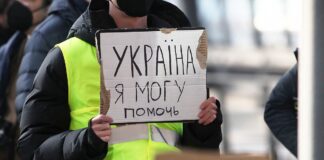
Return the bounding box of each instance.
[18,1,222,159]
[0,27,16,46]
[0,31,26,152]
[15,0,88,118]
[264,64,297,156]
[0,31,26,116]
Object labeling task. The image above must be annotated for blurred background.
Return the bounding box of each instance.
[166,0,300,160]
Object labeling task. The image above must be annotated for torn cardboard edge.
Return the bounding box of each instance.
[100,66,110,115]
[196,30,208,69]
[159,28,177,34]
[160,28,208,69]
[96,35,110,115]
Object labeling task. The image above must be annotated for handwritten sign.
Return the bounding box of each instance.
[96,28,207,124]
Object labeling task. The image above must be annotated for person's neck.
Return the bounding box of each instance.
[25,15,46,35]
[109,0,147,29]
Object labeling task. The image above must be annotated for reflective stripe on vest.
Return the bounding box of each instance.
[57,37,183,160]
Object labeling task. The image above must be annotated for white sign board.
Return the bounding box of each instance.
[96,28,207,124]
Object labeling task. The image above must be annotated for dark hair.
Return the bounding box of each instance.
[0,0,10,14]
[42,0,52,7]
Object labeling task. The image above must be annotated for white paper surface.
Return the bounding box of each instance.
[98,29,207,124]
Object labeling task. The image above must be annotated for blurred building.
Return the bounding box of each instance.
[166,1,300,160]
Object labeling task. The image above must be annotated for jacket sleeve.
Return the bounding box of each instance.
[15,17,72,119]
[17,48,107,160]
[0,31,26,116]
[15,31,51,119]
[264,64,298,156]
[180,100,222,150]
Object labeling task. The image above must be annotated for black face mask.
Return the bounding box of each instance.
[116,0,155,17]
[6,1,33,31]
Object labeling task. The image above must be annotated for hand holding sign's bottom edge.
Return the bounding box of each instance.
[198,97,218,126]
[91,114,113,142]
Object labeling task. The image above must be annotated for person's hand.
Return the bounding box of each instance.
[198,97,218,126]
[91,114,113,142]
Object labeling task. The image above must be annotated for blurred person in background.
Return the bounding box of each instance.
[0,0,51,159]
[17,0,223,159]
[19,0,52,34]
[15,0,89,127]
[0,0,17,45]
[264,50,298,157]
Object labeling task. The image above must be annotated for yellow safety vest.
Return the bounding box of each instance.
[57,37,183,160]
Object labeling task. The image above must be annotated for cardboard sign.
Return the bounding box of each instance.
[156,151,269,160]
[96,28,207,124]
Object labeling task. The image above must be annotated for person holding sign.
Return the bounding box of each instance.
[17,0,222,160]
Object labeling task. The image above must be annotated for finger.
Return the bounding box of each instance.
[199,100,210,110]
[91,115,106,123]
[208,97,217,104]
[198,107,216,118]
[95,130,112,137]
[200,97,217,110]
[101,136,111,142]
[203,114,217,126]
[198,103,217,117]
[101,115,113,123]
[199,109,216,124]
[92,115,113,124]
[92,123,111,131]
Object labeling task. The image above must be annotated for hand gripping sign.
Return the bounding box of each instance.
[96,28,208,124]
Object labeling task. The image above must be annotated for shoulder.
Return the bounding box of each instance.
[31,14,73,45]
[39,47,67,76]
[25,14,76,56]
[36,14,71,34]
[270,64,298,100]
[280,64,297,87]
[56,37,95,62]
